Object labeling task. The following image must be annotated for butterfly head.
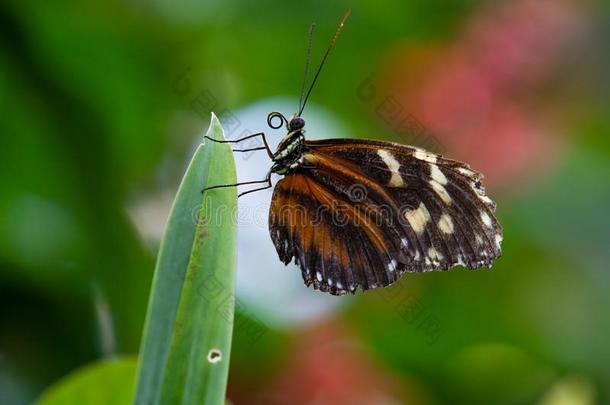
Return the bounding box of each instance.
[267,112,306,133]
[268,113,307,174]
[288,115,305,132]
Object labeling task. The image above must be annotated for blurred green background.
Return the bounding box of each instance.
[1,0,609,404]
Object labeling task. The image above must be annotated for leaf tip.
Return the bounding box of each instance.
[205,112,227,143]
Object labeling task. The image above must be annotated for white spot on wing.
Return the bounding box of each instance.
[438,214,454,234]
[495,233,503,248]
[480,195,494,205]
[401,238,408,248]
[457,167,476,177]
[404,202,431,234]
[427,248,444,264]
[430,181,452,204]
[429,164,448,185]
[480,211,493,228]
[316,272,322,282]
[377,149,405,187]
[387,259,397,272]
[413,147,438,163]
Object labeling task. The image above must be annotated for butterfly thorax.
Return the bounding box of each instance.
[271,129,306,175]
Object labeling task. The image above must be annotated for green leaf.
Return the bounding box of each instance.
[134,113,238,405]
[37,357,138,405]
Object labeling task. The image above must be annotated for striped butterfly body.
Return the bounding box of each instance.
[268,118,502,295]
[204,10,502,295]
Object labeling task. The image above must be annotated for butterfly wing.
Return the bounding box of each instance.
[269,172,409,295]
[268,138,502,295]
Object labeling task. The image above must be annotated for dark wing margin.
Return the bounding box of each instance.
[268,138,503,295]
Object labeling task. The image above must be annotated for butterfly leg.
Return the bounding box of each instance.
[232,146,267,153]
[204,132,273,159]
[201,171,272,198]
[237,173,273,198]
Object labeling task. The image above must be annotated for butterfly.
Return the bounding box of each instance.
[205,10,502,295]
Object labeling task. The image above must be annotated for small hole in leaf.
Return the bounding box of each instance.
[207,348,222,363]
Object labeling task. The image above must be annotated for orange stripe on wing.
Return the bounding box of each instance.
[301,174,389,254]
[271,173,390,266]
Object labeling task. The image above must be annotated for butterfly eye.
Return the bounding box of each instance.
[288,117,305,131]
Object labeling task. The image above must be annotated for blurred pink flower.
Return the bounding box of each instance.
[380,0,588,188]
[247,321,410,405]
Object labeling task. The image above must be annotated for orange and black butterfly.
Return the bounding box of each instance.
[205,10,502,295]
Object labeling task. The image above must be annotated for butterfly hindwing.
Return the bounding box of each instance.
[269,173,404,295]
[268,138,503,295]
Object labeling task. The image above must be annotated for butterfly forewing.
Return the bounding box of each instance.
[268,139,503,295]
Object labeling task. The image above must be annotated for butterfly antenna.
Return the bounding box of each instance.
[298,8,351,117]
[298,23,316,115]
